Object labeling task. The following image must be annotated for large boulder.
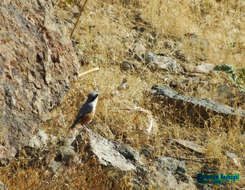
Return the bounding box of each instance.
[0,0,79,160]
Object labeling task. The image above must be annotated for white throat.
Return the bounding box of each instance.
[90,96,98,109]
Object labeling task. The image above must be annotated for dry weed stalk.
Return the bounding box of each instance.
[70,0,89,38]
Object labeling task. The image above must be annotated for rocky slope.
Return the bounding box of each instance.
[0,0,244,189]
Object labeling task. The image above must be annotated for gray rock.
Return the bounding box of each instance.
[151,85,245,117]
[145,52,182,72]
[121,61,135,71]
[194,63,214,73]
[140,148,153,159]
[134,42,146,56]
[48,144,78,173]
[117,79,129,90]
[134,42,146,62]
[132,26,145,32]
[29,130,49,149]
[116,144,141,164]
[88,129,141,171]
[0,0,79,159]
[156,157,186,175]
[0,144,14,166]
[49,159,63,174]
[58,145,77,165]
[145,52,156,63]
[154,157,195,190]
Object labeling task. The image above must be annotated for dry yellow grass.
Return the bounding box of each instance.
[0,0,244,189]
[141,0,245,67]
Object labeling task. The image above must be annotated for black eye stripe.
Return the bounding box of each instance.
[94,94,98,99]
[91,94,98,101]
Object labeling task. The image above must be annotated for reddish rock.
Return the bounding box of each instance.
[0,0,79,160]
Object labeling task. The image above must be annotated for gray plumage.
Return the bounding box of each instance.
[70,92,98,129]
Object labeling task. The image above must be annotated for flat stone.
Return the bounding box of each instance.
[145,52,182,72]
[194,63,214,73]
[151,85,245,117]
[89,129,140,171]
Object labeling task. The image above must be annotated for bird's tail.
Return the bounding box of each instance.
[69,121,77,129]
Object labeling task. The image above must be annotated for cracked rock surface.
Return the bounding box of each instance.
[0,0,79,160]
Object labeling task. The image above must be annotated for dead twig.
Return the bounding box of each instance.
[78,67,100,77]
[70,0,89,38]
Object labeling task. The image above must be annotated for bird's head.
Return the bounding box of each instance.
[86,91,99,103]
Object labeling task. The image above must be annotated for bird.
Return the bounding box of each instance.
[70,92,99,129]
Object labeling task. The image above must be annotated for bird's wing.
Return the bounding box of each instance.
[75,104,93,121]
[70,104,93,129]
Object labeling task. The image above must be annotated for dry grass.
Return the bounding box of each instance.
[0,0,245,189]
[141,0,245,67]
